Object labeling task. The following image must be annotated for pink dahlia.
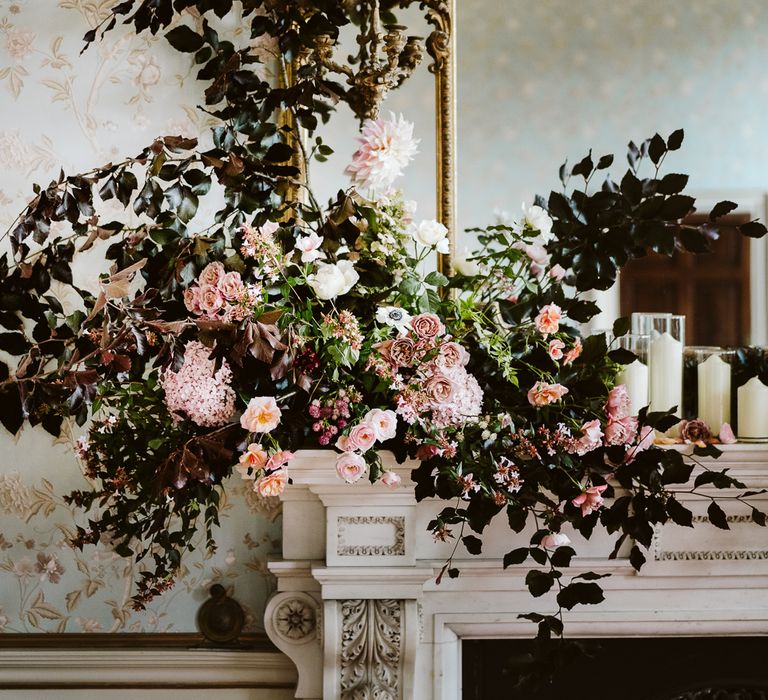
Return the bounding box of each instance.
[344,112,419,195]
[161,341,236,427]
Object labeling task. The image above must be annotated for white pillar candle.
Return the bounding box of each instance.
[737,377,768,439]
[617,359,649,416]
[697,354,731,434]
[649,332,683,414]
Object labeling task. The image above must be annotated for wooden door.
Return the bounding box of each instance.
[619,214,751,346]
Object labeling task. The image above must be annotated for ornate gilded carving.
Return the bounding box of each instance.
[421,0,456,275]
[337,515,406,557]
[340,599,403,699]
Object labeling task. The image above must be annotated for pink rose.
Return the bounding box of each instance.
[254,469,287,497]
[572,484,608,516]
[335,435,354,452]
[548,339,565,361]
[336,452,367,483]
[563,337,582,365]
[199,261,225,286]
[217,271,245,301]
[577,419,603,454]
[624,424,655,463]
[437,341,469,369]
[680,419,711,445]
[348,422,377,452]
[527,381,569,407]
[549,264,566,281]
[605,384,632,420]
[534,304,562,336]
[240,396,282,433]
[199,284,225,315]
[719,422,737,444]
[363,408,398,441]
[379,471,402,489]
[266,450,295,470]
[541,532,571,549]
[411,313,445,339]
[604,415,639,446]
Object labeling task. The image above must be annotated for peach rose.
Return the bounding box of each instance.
[380,471,402,489]
[563,337,582,365]
[235,443,269,479]
[336,452,367,483]
[534,303,562,336]
[240,396,282,433]
[348,422,377,452]
[548,339,565,361]
[266,449,295,470]
[254,469,287,497]
[183,286,202,314]
[411,313,445,339]
[527,381,569,406]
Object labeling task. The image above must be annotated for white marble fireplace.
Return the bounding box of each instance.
[264,447,768,699]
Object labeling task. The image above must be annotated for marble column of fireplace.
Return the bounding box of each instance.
[263,447,768,699]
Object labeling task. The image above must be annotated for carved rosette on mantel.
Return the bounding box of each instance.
[264,447,768,699]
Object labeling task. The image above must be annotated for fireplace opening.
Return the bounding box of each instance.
[462,637,768,699]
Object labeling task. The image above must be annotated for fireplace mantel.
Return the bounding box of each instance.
[264,446,768,699]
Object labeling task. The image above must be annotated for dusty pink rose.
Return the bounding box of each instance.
[604,415,639,446]
[199,261,225,286]
[240,396,282,433]
[380,471,402,489]
[541,532,571,549]
[363,408,398,441]
[605,384,632,420]
[719,422,737,444]
[438,341,469,368]
[534,303,562,336]
[184,286,202,314]
[563,337,582,365]
[390,337,416,366]
[549,264,566,281]
[348,422,377,452]
[254,469,287,497]
[425,373,455,404]
[572,484,608,516]
[548,339,565,361]
[411,313,445,339]
[577,419,603,454]
[527,381,569,406]
[199,284,225,315]
[680,419,711,445]
[336,452,367,483]
[217,271,245,301]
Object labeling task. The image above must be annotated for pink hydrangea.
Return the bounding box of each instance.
[160,341,236,427]
[344,112,419,195]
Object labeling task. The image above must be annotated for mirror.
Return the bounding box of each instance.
[455,0,768,344]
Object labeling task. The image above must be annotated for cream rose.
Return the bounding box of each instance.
[363,408,398,441]
[307,260,359,300]
[409,219,450,253]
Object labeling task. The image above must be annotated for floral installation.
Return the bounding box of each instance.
[0,1,767,679]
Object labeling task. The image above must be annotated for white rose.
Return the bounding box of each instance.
[541,532,571,549]
[336,259,359,295]
[409,219,450,254]
[514,203,553,244]
[452,253,480,276]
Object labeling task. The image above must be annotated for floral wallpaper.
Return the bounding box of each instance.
[0,0,281,635]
